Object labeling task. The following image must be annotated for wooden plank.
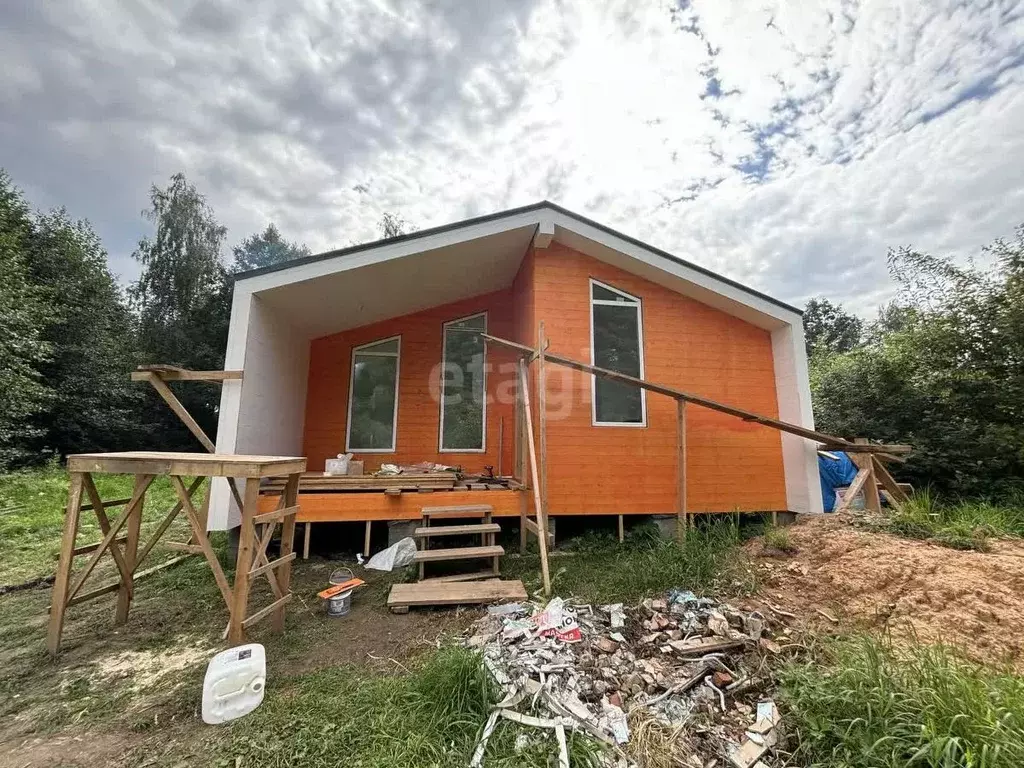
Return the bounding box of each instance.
[872,455,910,504]
[522,517,554,547]
[820,443,913,454]
[677,399,687,542]
[138,371,216,452]
[850,450,882,513]
[67,452,306,479]
[164,541,205,554]
[414,523,501,537]
[384,488,402,496]
[253,504,299,525]
[135,476,204,569]
[73,536,126,557]
[47,472,85,655]
[133,366,242,382]
[420,571,500,584]
[229,477,261,644]
[304,521,312,559]
[483,332,908,453]
[412,545,504,563]
[116,473,148,624]
[387,580,527,608]
[66,555,193,607]
[274,473,300,632]
[519,359,552,596]
[834,468,871,513]
[421,504,494,517]
[249,552,296,579]
[170,475,234,610]
[261,473,456,491]
[536,320,551,571]
[242,593,293,629]
[618,514,624,543]
[81,497,130,512]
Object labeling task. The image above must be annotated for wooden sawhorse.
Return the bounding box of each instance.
[47,451,306,654]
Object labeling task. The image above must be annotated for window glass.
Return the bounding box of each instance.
[591,282,645,424]
[348,338,399,450]
[441,314,486,450]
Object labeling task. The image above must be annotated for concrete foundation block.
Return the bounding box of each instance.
[387,520,418,546]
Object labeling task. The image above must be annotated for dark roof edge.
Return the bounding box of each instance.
[233,200,803,317]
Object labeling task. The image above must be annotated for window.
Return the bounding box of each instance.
[440,313,487,451]
[590,279,646,425]
[346,336,400,452]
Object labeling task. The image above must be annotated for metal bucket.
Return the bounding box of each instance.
[326,589,353,617]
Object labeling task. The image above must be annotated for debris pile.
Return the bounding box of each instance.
[464,592,789,767]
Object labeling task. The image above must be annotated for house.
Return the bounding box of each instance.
[208,201,823,534]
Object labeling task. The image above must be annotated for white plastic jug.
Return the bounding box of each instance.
[201,643,266,724]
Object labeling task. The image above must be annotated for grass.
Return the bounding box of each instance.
[780,635,1024,768]
[209,645,600,768]
[761,524,798,554]
[504,518,754,604]
[878,490,1024,552]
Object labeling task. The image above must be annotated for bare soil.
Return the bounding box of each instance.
[745,514,1024,668]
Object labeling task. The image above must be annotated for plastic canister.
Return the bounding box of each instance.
[201,643,267,724]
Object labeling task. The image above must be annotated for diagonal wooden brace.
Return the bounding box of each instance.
[170,475,234,609]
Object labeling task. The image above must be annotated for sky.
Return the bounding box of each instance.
[2,0,1023,316]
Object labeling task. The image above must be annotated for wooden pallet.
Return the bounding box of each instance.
[387,580,527,612]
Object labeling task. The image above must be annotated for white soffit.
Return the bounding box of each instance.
[251,223,536,338]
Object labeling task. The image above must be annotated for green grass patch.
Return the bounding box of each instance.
[218,645,599,768]
[877,491,1024,552]
[780,635,1024,767]
[761,524,798,554]
[504,519,753,604]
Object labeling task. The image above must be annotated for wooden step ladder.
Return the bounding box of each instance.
[387,503,527,612]
[414,504,502,582]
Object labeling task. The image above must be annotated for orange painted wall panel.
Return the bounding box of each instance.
[303,290,521,474]
[529,243,788,514]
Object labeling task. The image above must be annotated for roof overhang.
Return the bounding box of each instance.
[233,201,801,338]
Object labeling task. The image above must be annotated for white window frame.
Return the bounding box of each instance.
[589,278,647,427]
[439,311,488,453]
[345,334,401,453]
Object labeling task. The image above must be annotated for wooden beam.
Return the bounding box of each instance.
[519,360,552,597]
[872,455,910,504]
[483,333,907,454]
[135,372,216,452]
[133,366,243,382]
[47,472,85,655]
[242,593,293,628]
[834,468,871,513]
[248,552,296,579]
[537,321,549,557]
[65,554,193,608]
[253,504,299,525]
[677,399,687,543]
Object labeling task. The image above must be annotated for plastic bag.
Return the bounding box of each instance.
[364,537,417,572]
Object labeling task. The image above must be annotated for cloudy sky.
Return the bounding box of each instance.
[2,0,1022,315]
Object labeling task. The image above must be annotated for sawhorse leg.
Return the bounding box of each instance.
[46,473,85,656]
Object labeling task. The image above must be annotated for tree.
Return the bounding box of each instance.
[130,173,229,449]
[377,212,408,239]
[803,297,863,356]
[0,171,50,468]
[231,223,309,273]
[24,208,142,456]
[811,227,1024,497]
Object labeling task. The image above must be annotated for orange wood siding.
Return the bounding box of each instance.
[303,290,519,474]
[531,243,788,514]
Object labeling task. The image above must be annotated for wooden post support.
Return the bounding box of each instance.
[618,514,625,543]
[229,477,261,645]
[303,521,312,559]
[676,399,688,542]
[519,490,529,554]
[47,473,85,656]
[273,473,300,632]
[537,321,548,536]
[115,474,150,624]
[519,359,552,596]
[363,520,372,558]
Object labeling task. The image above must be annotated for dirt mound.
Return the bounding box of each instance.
[746,515,1024,668]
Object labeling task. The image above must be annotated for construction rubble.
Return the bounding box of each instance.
[464,591,789,768]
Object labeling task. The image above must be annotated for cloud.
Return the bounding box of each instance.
[1,0,1022,316]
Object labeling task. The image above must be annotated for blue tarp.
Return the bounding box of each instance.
[818,451,858,512]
